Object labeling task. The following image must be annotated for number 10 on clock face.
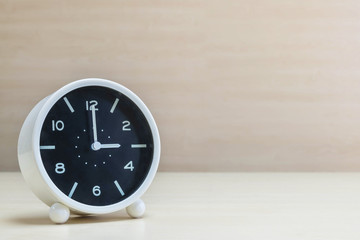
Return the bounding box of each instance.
[39,86,154,207]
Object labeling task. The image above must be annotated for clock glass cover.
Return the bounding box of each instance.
[39,86,154,206]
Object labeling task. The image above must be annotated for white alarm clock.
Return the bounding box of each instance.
[18,78,161,223]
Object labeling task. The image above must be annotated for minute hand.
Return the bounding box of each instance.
[91,106,98,143]
[100,143,121,149]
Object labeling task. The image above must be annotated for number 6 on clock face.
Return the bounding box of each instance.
[18,78,160,220]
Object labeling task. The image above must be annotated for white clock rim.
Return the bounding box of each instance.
[31,78,161,214]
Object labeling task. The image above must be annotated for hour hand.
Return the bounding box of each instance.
[91,142,120,151]
[100,143,121,149]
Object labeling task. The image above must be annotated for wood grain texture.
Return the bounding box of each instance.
[2,172,360,239]
[1,0,360,171]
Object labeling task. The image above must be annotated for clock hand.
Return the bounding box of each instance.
[90,105,102,151]
[90,105,98,143]
[89,102,120,151]
[100,143,121,149]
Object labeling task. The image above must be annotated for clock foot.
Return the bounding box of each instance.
[49,203,70,224]
[126,199,145,218]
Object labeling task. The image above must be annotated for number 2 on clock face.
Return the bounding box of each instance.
[39,86,154,206]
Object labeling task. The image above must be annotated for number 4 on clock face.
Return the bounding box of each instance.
[124,161,134,171]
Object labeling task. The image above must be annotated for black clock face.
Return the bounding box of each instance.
[39,86,154,206]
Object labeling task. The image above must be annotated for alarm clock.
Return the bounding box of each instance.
[17,78,161,224]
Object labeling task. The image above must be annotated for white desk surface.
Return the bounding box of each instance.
[1,172,360,240]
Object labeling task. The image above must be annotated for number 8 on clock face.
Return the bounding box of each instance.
[18,78,160,222]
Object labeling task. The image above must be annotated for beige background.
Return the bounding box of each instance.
[1,0,360,171]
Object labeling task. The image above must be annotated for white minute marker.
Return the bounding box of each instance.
[114,180,125,196]
[131,144,147,148]
[40,145,56,150]
[63,97,75,113]
[68,182,78,198]
[110,98,119,113]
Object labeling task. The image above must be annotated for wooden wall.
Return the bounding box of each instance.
[1,0,360,171]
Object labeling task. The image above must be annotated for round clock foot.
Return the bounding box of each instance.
[49,203,70,224]
[126,199,145,218]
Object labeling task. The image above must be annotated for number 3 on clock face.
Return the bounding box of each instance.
[18,78,160,218]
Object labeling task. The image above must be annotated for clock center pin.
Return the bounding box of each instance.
[91,141,101,151]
